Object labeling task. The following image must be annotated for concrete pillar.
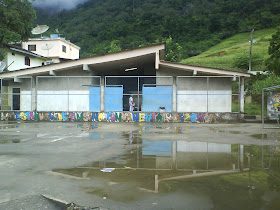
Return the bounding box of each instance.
[240,77,245,113]
[33,76,37,111]
[172,76,177,112]
[31,76,37,111]
[155,51,159,69]
[100,76,105,112]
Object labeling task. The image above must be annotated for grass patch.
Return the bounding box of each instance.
[182,28,276,71]
[245,103,262,115]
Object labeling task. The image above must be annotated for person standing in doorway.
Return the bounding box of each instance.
[129,95,135,112]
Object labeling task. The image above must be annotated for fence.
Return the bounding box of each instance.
[0,75,242,113]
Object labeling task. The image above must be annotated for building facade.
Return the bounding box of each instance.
[0,44,249,122]
[3,45,46,72]
[21,36,80,62]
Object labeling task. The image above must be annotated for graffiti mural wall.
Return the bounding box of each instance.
[267,92,280,120]
[0,112,241,123]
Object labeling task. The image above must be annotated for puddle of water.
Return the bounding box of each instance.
[0,135,21,144]
[251,133,268,139]
[53,127,280,209]
[77,122,99,131]
[1,122,279,210]
[0,125,19,130]
[229,130,242,134]
[0,139,20,144]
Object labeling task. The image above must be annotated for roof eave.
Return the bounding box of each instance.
[159,61,250,77]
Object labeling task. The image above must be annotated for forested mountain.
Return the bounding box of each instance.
[35,0,280,60]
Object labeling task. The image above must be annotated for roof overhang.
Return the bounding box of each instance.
[159,61,250,77]
[0,44,165,78]
[0,44,250,79]
[8,47,47,59]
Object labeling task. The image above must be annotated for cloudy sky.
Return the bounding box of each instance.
[32,0,89,11]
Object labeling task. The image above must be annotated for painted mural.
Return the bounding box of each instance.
[0,111,241,123]
[267,92,280,120]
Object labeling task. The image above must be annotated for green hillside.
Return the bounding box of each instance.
[182,28,276,72]
[35,0,280,59]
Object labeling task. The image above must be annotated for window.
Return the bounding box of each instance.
[62,45,66,53]
[28,45,36,51]
[25,56,30,66]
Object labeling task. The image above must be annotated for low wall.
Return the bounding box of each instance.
[0,112,242,123]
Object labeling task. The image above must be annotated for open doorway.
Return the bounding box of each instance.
[12,88,20,110]
[106,77,156,111]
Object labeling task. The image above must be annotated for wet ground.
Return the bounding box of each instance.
[0,122,280,210]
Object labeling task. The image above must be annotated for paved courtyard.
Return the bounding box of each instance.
[0,122,279,209]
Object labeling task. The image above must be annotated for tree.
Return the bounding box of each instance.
[0,0,36,58]
[165,36,183,62]
[108,40,122,53]
[266,28,280,75]
[251,74,280,94]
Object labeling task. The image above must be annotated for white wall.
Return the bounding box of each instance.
[35,72,94,111]
[176,77,232,112]
[69,91,89,111]
[157,69,232,112]
[20,91,32,111]
[37,90,89,111]
[177,141,231,153]
[22,38,80,60]
[6,52,44,71]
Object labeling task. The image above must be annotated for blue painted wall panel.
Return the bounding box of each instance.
[89,87,100,112]
[142,86,173,112]
[105,86,123,111]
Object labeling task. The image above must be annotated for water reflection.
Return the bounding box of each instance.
[53,125,280,209]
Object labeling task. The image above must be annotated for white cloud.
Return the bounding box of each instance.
[32,0,88,10]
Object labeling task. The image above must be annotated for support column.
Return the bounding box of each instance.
[239,77,245,113]
[155,51,159,69]
[30,76,37,111]
[100,76,105,112]
[172,76,177,112]
[33,76,37,111]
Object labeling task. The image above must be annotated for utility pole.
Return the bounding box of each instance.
[249,28,254,72]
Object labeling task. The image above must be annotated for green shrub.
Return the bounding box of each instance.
[252,74,280,93]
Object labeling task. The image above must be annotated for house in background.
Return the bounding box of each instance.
[21,35,80,63]
[3,45,47,72]
[1,34,80,73]
[0,33,80,110]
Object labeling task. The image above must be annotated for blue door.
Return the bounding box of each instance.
[105,86,123,111]
[89,87,101,112]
